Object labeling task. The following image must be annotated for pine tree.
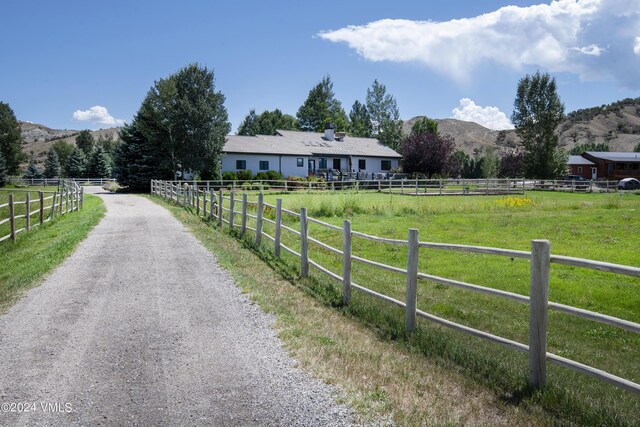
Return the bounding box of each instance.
[0,102,25,175]
[0,150,7,186]
[23,157,42,179]
[65,147,87,178]
[88,145,112,178]
[44,148,61,178]
[114,121,164,191]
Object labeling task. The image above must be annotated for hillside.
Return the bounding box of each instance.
[404,97,640,156]
[20,122,121,159]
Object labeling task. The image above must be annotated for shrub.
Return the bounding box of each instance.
[237,170,253,181]
[222,171,238,181]
[254,170,284,181]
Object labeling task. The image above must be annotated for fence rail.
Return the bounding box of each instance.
[0,179,84,243]
[156,177,620,195]
[151,179,639,394]
[6,177,115,186]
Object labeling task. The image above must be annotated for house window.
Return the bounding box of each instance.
[319,158,327,169]
[577,166,582,173]
[236,160,246,170]
[381,160,391,171]
[358,159,366,170]
[259,161,269,170]
[297,158,304,167]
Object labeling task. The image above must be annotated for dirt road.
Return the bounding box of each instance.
[0,188,353,426]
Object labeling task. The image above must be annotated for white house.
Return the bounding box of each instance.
[222,125,402,178]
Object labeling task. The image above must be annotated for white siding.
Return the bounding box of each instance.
[222,153,309,178]
[222,153,399,178]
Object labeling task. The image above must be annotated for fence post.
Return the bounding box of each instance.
[50,192,57,220]
[300,207,309,277]
[229,191,235,230]
[241,193,248,235]
[209,187,215,219]
[529,239,551,389]
[202,187,206,216]
[9,194,15,242]
[406,228,419,333]
[218,189,223,227]
[275,198,282,257]
[343,219,352,305]
[65,185,69,214]
[256,192,264,246]
[39,191,44,224]
[439,179,443,195]
[80,187,84,209]
[25,192,31,231]
[196,187,200,216]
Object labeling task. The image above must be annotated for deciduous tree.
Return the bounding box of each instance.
[0,151,6,186]
[401,131,456,177]
[237,108,297,135]
[0,102,25,175]
[411,117,438,136]
[348,100,372,137]
[75,130,95,157]
[51,140,74,171]
[512,71,566,178]
[136,63,230,179]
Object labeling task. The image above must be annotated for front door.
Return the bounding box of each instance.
[308,159,316,175]
[591,167,597,180]
[333,159,341,170]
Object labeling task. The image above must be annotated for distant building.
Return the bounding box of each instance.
[568,152,640,180]
[222,124,401,178]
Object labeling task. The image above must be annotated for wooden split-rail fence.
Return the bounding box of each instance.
[152,179,639,394]
[0,180,84,243]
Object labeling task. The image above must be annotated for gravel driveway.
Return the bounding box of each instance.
[0,187,354,426]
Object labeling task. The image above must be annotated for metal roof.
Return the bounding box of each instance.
[223,131,402,158]
[584,152,640,162]
[567,155,595,165]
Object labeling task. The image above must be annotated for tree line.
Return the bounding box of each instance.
[3,65,635,189]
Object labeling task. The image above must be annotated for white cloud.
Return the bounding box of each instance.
[634,37,640,55]
[72,106,124,126]
[318,0,640,88]
[451,98,514,130]
[573,44,605,56]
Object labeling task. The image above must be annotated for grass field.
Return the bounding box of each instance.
[0,192,105,313]
[241,190,639,425]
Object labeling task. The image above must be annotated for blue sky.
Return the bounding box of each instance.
[1,0,639,132]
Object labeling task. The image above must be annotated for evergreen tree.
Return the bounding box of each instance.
[44,148,61,178]
[512,71,566,178]
[114,121,164,191]
[296,75,348,132]
[23,157,42,179]
[65,147,87,177]
[0,101,25,175]
[75,130,95,157]
[634,142,640,152]
[366,80,403,150]
[0,151,7,186]
[88,145,112,178]
[348,100,372,137]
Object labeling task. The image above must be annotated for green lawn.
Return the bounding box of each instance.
[0,193,105,313]
[249,190,640,425]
